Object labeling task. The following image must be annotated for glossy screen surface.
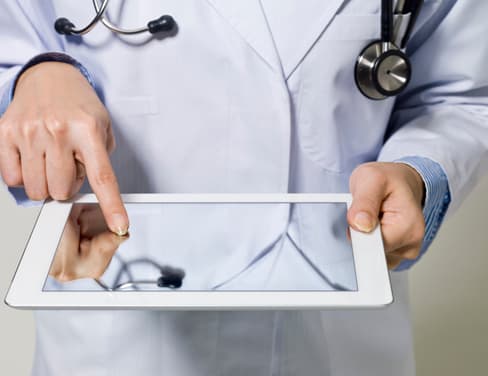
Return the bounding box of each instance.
[43,202,357,292]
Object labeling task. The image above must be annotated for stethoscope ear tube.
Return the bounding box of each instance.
[400,0,425,48]
[54,0,177,36]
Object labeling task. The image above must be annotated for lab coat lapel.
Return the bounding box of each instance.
[205,0,282,74]
[269,0,347,79]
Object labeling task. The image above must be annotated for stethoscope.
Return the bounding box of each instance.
[55,0,423,100]
[94,256,185,291]
[356,0,424,99]
[54,0,177,37]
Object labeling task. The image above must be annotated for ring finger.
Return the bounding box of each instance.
[19,146,48,201]
[45,147,79,201]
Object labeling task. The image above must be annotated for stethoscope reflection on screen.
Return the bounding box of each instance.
[95,256,185,291]
[53,0,423,99]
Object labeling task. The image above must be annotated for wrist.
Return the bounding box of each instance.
[16,61,84,92]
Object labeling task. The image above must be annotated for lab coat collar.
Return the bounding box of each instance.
[281,0,347,79]
[205,0,347,79]
[205,0,283,74]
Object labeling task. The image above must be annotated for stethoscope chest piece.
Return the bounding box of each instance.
[355,41,411,100]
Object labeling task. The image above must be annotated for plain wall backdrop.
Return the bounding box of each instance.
[1,177,487,375]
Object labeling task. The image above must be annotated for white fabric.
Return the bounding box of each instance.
[1,0,487,375]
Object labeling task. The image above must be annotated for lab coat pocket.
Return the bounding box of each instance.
[296,14,384,173]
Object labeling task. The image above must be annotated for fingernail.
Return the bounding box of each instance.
[354,212,375,233]
[111,213,128,237]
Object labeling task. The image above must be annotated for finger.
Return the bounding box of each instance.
[381,210,424,253]
[92,231,128,255]
[0,144,23,187]
[19,148,48,201]
[386,254,404,270]
[387,244,421,262]
[346,227,351,243]
[78,205,108,238]
[49,216,81,281]
[105,122,116,154]
[45,147,78,201]
[83,232,127,278]
[80,138,128,235]
[348,167,387,233]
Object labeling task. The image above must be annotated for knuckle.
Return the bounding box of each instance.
[50,189,72,201]
[2,171,22,187]
[26,189,48,201]
[94,170,116,187]
[0,121,14,140]
[99,245,115,256]
[83,116,101,134]
[410,217,426,243]
[402,248,421,261]
[363,165,387,183]
[21,121,41,141]
[45,119,69,140]
[351,163,388,190]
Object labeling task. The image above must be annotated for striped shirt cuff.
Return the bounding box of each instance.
[394,156,451,270]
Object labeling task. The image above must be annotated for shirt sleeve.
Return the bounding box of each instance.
[393,156,451,271]
[0,52,94,206]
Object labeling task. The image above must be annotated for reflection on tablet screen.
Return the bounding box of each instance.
[43,202,357,292]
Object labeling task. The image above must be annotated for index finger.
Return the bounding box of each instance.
[80,138,129,236]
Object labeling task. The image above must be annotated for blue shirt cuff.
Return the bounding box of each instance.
[0,52,94,206]
[393,156,451,270]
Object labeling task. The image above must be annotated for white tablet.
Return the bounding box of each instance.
[5,193,392,309]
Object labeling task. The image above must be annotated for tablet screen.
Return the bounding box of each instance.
[43,202,357,292]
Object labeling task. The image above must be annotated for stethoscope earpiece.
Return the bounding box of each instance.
[54,17,76,36]
[147,15,177,35]
[55,0,177,37]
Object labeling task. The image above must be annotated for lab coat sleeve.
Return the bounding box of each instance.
[378,0,488,216]
[0,1,96,206]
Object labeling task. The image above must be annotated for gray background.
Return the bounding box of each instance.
[1,179,487,375]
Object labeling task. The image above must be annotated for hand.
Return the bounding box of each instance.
[49,204,129,282]
[347,162,426,270]
[0,62,128,235]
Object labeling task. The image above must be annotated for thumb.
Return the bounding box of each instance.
[347,168,387,233]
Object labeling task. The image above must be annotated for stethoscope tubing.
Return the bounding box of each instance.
[68,0,110,35]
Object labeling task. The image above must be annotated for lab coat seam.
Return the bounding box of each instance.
[257,0,286,79]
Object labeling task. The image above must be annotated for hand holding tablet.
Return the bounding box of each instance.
[5,194,392,309]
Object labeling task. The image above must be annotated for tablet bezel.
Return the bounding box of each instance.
[5,193,392,309]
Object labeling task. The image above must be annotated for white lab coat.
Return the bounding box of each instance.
[1,1,488,375]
